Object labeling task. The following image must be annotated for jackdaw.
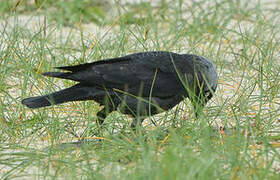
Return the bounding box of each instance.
[22,51,218,128]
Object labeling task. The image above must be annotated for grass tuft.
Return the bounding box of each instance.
[0,0,280,179]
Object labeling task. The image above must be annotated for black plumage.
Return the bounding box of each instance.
[22,51,218,128]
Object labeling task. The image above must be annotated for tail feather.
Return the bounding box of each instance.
[21,84,105,109]
[21,96,52,109]
[55,63,92,72]
[54,56,131,72]
[42,72,73,80]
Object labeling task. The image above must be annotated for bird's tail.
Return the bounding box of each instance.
[21,84,101,109]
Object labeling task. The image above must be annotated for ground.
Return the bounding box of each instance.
[0,0,279,179]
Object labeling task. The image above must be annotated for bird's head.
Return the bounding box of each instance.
[189,56,218,117]
[199,56,218,102]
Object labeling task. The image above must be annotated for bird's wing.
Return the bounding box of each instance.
[43,51,196,97]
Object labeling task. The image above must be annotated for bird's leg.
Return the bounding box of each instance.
[96,94,116,128]
[191,94,207,119]
[130,117,145,130]
[95,105,114,136]
[91,108,105,136]
[193,104,204,118]
[96,108,107,127]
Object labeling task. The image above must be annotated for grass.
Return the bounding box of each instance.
[0,0,280,179]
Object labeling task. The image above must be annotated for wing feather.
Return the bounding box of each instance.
[43,51,196,97]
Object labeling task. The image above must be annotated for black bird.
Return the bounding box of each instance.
[22,51,218,128]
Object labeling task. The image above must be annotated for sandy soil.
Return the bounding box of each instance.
[0,0,280,177]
